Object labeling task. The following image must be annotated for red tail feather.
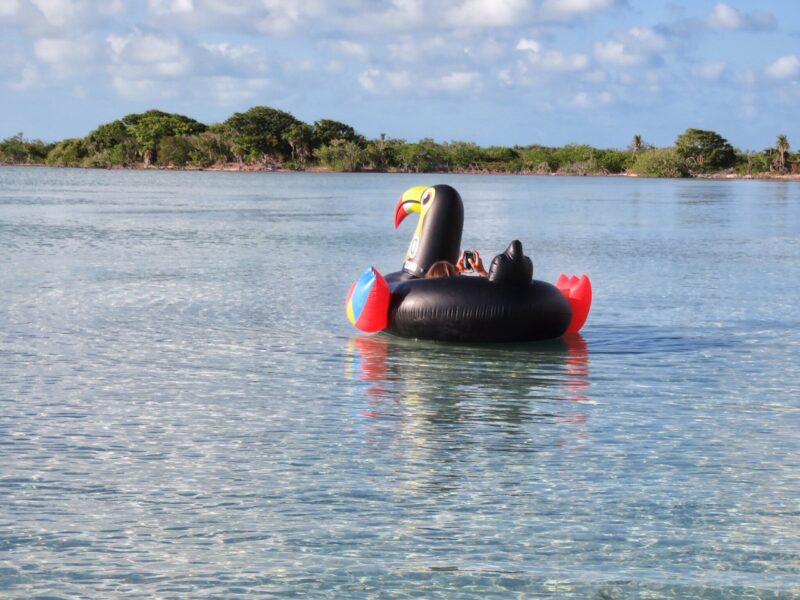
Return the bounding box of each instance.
[556,274,592,333]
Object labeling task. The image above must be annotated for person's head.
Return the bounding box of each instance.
[426,260,458,278]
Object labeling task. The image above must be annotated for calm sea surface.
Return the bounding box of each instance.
[1,167,798,598]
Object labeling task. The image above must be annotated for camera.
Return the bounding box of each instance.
[462,250,476,270]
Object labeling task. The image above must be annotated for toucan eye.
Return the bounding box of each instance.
[422,192,432,206]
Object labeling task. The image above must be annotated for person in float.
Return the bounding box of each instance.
[426,249,488,278]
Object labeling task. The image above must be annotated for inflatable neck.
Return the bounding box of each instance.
[402,185,463,276]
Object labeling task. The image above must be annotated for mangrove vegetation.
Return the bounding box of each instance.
[1,106,797,178]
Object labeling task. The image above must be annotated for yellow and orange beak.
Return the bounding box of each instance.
[394,185,431,229]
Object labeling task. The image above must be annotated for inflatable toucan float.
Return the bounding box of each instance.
[346,185,592,342]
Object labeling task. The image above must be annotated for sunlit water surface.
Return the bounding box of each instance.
[1,168,798,598]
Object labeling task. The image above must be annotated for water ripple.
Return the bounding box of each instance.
[1,169,799,598]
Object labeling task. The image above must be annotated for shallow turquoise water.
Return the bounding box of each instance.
[1,167,798,598]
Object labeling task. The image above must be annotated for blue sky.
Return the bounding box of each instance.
[2,0,799,150]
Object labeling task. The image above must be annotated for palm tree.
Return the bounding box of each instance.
[631,133,643,153]
[776,134,790,173]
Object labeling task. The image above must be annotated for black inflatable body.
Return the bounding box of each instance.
[385,271,571,342]
[381,185,573,342]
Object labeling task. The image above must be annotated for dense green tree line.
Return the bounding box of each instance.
[1,107,797,178]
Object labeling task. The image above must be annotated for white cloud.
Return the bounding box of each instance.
[9,63,40,91]
[106,28,194,98]
[191,0,249,17]
[464,37,507,61]
[386,32,477,66]
[535,50,589,71]
[539,0,618,21]
[250,0,329,36]
[354,0,530,33]
[31,0,120,29]
[148,0,194,16]
[387,36,423,63]
[34,36,96,64]
[594,40,642,66]
[98,0,124,15]
[0,0,23,17]
[583,68,606,83]
[434,70,479,91]
[446,0,529,28]
[706,3,776,31]
[621,26,669,52]
[358,68,414,94]
[328,40,369,61]
[282,58,315,74]
[201,41,268,74]
[202,75,270,105]
[197,42,272,88]
[707,3,740,29]
[516,37,589,71]
[570,90,612,109]
[356,0,426,31]
[323,60,344,74]
[358,66,476,94]
[107,29,190,77]
[593,27,668,68]
[111,76,179,99]
[142,0,327,36]
[201,41,254,61]
[516,38,541,53]
[692,62,725,81]
[614,68,672,96]
[766,55,800,80]
[1,0,124,36]
[31,0,85,27]
[385,69,413,91]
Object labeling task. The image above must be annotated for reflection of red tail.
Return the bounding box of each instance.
[563,333,590,401]
[353,336,389,382]
[556,274,592,333]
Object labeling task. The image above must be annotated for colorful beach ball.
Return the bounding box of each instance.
[346,267,390,333]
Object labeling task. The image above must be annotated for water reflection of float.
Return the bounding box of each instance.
[344,334,594,496]
[346,185,592,342]
[345,333,592,421]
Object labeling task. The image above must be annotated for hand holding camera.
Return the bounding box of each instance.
[462,250,476,271]
[457,249,487,276]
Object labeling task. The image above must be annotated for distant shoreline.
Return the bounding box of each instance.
[3,161,800,181]
[4,108,799,180]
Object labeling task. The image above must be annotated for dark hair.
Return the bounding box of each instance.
[426,260,458,278]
